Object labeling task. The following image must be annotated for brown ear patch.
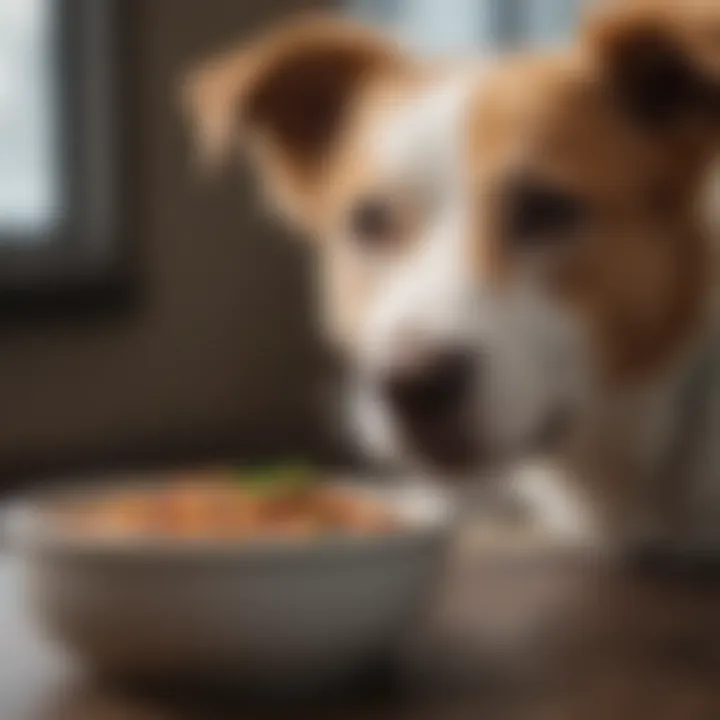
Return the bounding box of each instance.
[243,25,403,175]
[183,15,408,178]
[601,23,705,126]
[588,3,720,129]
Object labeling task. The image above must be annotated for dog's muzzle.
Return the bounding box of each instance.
[376,347,481,470]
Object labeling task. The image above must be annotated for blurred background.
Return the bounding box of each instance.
[0,0,582,485]
[5,5,720,720]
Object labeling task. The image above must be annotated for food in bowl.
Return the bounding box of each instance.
[10,473,452,687]
[50,467,400,541]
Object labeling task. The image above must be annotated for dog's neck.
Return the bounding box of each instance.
[558,165,720,548]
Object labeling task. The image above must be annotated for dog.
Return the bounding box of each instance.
[184,1,720,557]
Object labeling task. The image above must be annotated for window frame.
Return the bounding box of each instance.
[0,0,135,313]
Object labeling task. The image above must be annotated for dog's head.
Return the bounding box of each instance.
[184,4,719,473]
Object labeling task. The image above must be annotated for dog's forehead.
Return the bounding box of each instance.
[354,55,606,192]
[465,55,658,200]
[365,71,481,182]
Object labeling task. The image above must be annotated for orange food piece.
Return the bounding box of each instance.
[55,476,399,540]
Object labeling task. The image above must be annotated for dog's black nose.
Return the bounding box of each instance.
[381,349,475,425]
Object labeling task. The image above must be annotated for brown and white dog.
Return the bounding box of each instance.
[184,1,720,555]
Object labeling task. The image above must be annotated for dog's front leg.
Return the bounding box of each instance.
[508,460,606,552]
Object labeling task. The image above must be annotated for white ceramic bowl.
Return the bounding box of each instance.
[8,479,454,688]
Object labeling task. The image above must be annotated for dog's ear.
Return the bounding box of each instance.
[587,1,720,130]
[182,15,408,180]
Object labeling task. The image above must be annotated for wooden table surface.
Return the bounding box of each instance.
[3,536,720,720]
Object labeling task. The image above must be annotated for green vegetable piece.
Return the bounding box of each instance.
[233,462,314,494]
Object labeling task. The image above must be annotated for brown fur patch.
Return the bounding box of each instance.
[183,14,416,230]
[467,47,716,386]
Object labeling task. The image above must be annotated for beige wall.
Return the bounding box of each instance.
[0,0,339,479]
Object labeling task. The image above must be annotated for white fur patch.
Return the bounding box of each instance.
[511,459,601,548]
[371,73,478,189]
[346,73,480,461]
[481,277,590,452]
[348,69,592,476]
[361,74,478,370]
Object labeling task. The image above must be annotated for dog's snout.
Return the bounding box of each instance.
[381,348,475,423]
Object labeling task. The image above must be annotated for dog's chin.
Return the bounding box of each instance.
[353,384,575,480]
[403,427,482,475]
[392,413,493,478]
[401,406,575,479]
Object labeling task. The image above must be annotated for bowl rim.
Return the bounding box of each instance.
[5,475,456,562]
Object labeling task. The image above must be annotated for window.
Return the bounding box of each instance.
[0,0,58,235]
[354,0,581,53]
[0,0,127,305]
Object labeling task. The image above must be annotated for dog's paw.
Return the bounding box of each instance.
[509,460,605,553]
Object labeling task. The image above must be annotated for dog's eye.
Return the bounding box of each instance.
[507,181,587,246]
[348,196,398,249]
